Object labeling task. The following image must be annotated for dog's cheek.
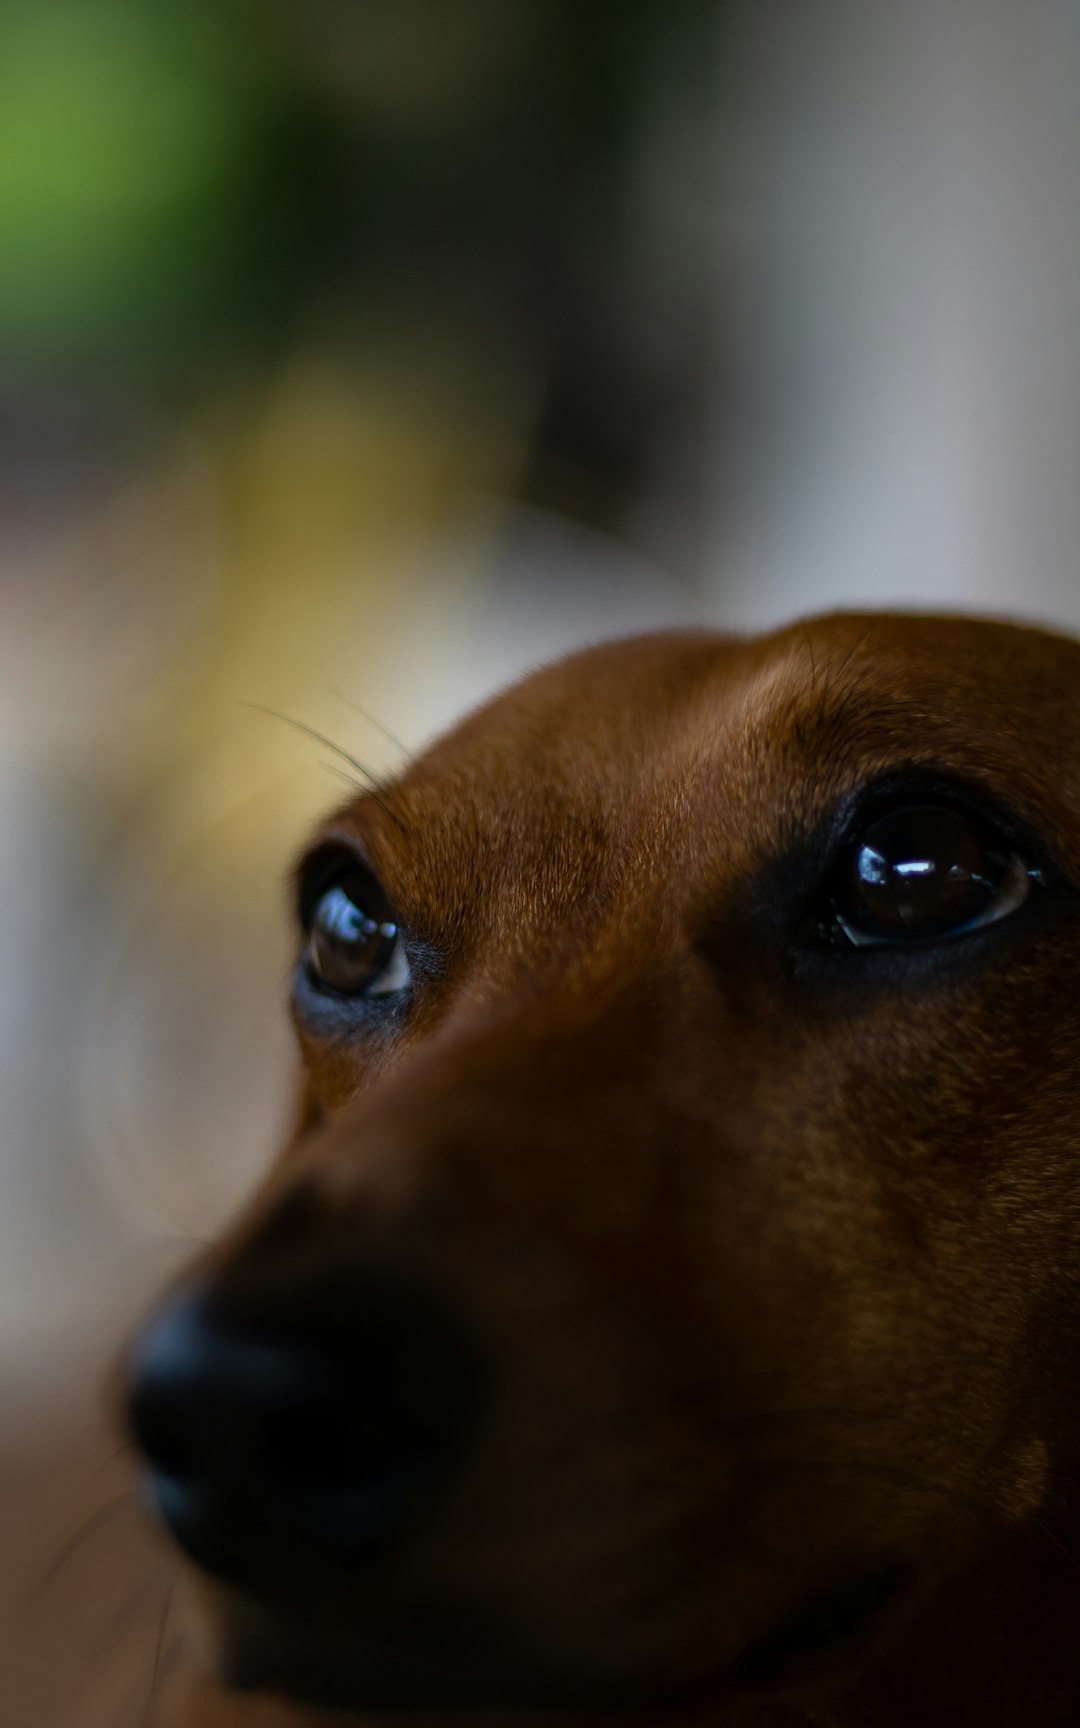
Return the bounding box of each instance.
[290,1074,327,1143]
[291,1028,384,1116]
[765,971,1080,1495]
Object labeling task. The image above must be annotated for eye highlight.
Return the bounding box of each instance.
[302,863,411,999]
[814,803,1039,950]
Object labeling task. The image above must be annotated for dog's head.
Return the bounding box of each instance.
[126,615,1080,1724]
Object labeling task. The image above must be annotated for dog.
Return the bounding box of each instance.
[126,611,1080,1728]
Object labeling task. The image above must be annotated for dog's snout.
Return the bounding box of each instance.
[127,1277,485,1594]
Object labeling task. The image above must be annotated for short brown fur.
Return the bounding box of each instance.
[138,614,1080,1727]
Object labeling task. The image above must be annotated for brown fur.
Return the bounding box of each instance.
[137,613,1080,1727]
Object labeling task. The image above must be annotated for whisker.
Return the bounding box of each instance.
[320,761,366,792]
[100,1568,169,1649]
[98,1439,140,1476]
[154,1627,189,1697]
[330,690,418,764]
[1029,1514,1080,1572]
[32,1490,138,1599]
[143,1575,180,1727]
[242,704,405,831]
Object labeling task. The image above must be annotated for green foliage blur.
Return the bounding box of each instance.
[1,0,285,367]
[0,0,714,484]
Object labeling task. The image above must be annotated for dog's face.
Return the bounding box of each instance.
[128,614,1080,1725]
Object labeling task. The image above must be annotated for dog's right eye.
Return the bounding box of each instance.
[815,803,1039,949]
[303,867,411,998]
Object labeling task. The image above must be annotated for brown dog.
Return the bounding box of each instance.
[127,612,1080,1728]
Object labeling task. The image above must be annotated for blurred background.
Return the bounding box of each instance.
[4,2,1080,1722]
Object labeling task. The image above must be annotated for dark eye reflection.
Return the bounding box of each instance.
[304,868,411,998]
[824,804,1035,948]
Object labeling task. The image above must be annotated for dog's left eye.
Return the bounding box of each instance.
[305,870,411,997]
[821,804,1036,948]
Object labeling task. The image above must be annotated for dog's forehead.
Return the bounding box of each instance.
[310,615,1080,938]
[397,613,1080,813]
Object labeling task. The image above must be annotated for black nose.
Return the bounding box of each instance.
[126,1277,485,1594]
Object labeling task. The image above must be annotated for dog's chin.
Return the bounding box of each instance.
[209,1564,909,1722]
[217,1616,622,1719]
